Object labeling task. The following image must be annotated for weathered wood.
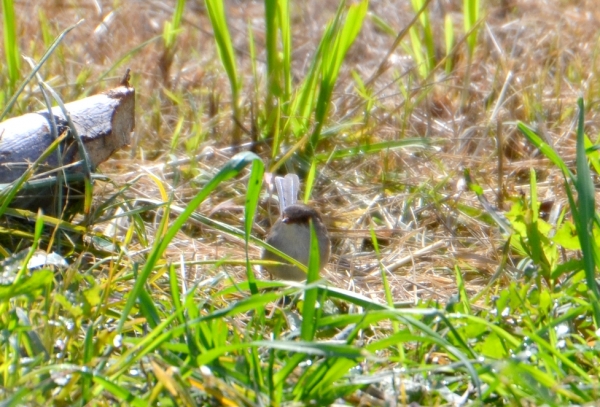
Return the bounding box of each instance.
[0,85,135,214]
[0,85,135,183]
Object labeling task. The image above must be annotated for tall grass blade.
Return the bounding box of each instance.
[205,0,241,146]
[82,324,94,402]
[278,0,291,105]
[463,0,480,57]
[408,26,427,77]
[300,223,321,342]
[444,14,455,73]
[263,0,292,150]
[286,53,321,138]
[244,159,264,294]
[410,0,434,75]
[2,0,20,93]
[265,0,282,100]
[205,0,239,95]
[574,98,600,304]
[163,0,185,50]
[309,0,368,154]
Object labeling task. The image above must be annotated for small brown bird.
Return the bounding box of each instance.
[262,175,331,281]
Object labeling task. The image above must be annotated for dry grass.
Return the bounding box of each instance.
[8,0,599,304]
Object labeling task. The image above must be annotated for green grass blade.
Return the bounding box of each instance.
[315,138,430,161]
[2,0,20,93]
[265,0,282,100]
[463,0,480,57]
[300,221,321,342]
[205,0,239,95]
[526,168,545,270]
[244,158,264,294]
[138,285,161,329]
[303,158,317,203]
[408,26,427,77]
[410,0,435,74]
[163,0,185,50]
[517,122,573,180]
[574,98,600,303]
[81,323,94,402]
[309,0,368,153]
[205,0,241,147]
[279,0,291,104]
[444,14,455,73]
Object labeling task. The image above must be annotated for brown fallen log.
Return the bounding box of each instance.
[0,85,135,214]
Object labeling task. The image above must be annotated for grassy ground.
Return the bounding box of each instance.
[1,0,600,405]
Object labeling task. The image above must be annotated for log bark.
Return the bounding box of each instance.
[0,85,135,183]
[0,85,135,214]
